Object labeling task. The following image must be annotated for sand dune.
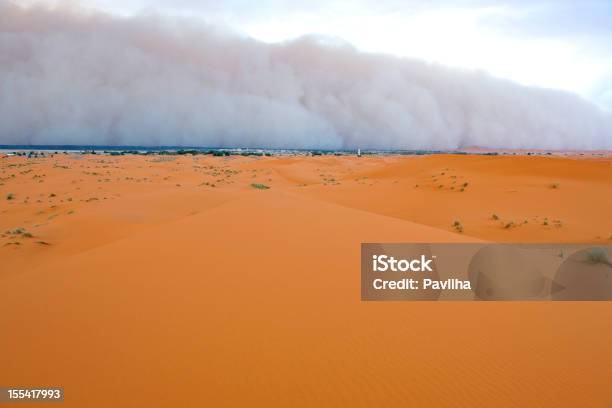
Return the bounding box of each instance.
[1,153,611,407]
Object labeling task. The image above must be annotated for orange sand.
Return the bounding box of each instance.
[1,153,611,407]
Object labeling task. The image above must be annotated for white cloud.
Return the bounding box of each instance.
[21,1,609,100]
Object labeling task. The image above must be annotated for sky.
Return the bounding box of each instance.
[65,0,612,109]
[1,0,610,149]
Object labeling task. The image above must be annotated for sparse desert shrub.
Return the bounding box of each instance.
[452,220,464,233]
[251,183,270,190]
[492,214,499,220]
[7,227,26,235]
[6,193,14,200]
[503,221,514,229]
[584,247,611,265]
[550,183,560,189]
[49,193,56,198]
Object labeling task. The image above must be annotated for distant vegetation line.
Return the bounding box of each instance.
[0,145,496,157]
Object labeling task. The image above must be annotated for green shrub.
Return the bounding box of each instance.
[251,183,270,190]
[7,227,26,235]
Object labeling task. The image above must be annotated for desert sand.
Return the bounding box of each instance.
[1,153,611,407]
